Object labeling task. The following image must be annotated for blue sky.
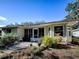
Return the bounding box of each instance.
[0,0,75,26]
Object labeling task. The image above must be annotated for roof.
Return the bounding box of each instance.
[18,20,68,28]
[63,19,79,22]
[0,19,79,28]
[1,25,17,29]
[19,20,66,26]
[18,19,79,26]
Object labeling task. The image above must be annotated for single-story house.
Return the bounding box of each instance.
[0,19,79,42]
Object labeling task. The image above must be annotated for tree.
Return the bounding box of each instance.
[65,0,79,20]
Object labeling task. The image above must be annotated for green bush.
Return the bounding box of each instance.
[0,33,18,47]
[41,35,57,47]
[72,37,79,45]
[41,35,62,47]
[41,35,51,47]
[0,38,5,47]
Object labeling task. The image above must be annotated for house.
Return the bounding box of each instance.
[72,22,79,37]
[0,19,79,42]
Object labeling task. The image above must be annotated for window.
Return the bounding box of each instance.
[6,29,11,33]
[54,26,63,36]
[39,28,44,37]
[0,30,2,36]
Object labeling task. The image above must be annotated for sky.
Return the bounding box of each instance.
[0,0,75,26]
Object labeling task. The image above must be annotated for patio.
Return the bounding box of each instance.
[8,42,38,50]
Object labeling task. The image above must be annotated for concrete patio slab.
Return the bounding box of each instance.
[8,42,38,50]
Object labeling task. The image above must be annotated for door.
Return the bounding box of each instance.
[24,29,29,41]
[34,29,38,38]
[24,29,32,41]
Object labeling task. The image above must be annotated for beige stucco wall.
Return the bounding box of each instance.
[44,24,67,37]
[66,21,79,42]
[44,26,54,37]
[50,26,54,37]
[44,27,49,36]
[17,27,24,40]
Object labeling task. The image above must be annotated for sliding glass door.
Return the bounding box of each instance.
[33,28,44,38]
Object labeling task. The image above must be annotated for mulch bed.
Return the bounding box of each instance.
[0,45,79,59]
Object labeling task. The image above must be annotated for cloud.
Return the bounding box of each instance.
[0,16,7,21]
[0,25,5,27]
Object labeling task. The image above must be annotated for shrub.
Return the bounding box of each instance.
[32,35,63,55]
[0,33,18,48]
[72,37,79,45]
[41,35,62,48]
[41,35,53,47]
[54,36,62,44]
[0,38,5,47]
[41,35,59,47]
